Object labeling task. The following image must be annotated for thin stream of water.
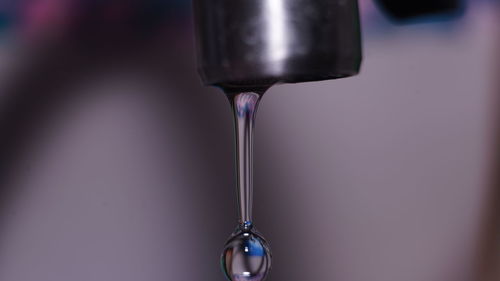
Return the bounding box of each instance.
[231,92,260,230]
[221,92,272,281]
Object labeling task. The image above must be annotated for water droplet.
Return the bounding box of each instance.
[221,92,271,280]
[221,229,272,281]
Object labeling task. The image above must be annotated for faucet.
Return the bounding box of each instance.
[192,0,362,94]
[192,0,464,94]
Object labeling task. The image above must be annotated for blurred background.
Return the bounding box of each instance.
[0,0,498,281]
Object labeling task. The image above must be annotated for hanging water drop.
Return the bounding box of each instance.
[221,228,272,281]
[222,92,272,281]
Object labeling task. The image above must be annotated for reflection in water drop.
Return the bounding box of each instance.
[221,229,272,281]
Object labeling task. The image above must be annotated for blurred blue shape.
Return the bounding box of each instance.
[375,0,466,23]
[0,0,15,32]
[0,14,11,30]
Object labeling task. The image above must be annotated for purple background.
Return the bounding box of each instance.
[0,1,498,281]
